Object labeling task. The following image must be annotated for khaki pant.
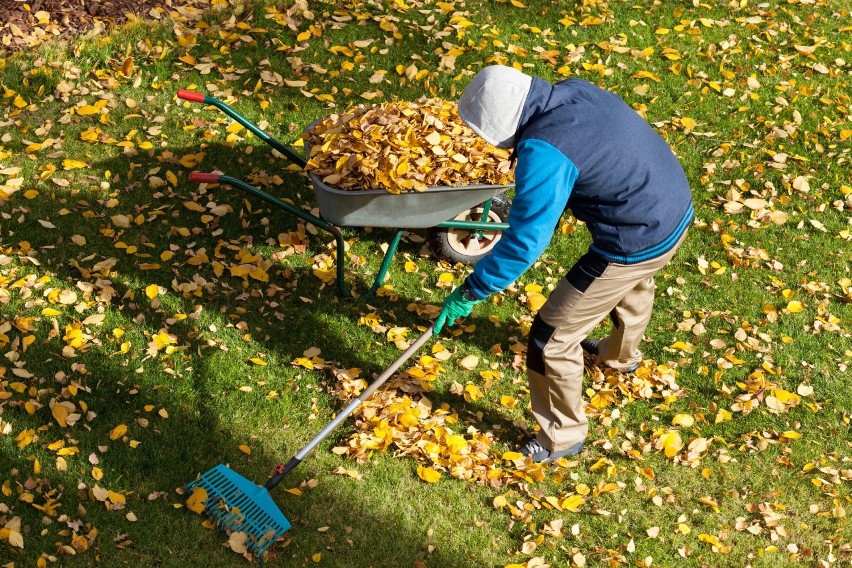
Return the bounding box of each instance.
[526,232,687,452]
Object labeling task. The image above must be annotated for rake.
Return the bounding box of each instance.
[185,326,434,557]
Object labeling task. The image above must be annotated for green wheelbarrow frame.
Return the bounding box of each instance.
[178,90,511,297]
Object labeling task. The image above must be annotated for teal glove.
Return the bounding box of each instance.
[434,285,482,335]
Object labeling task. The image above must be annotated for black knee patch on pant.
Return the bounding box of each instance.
[565,251,608,293]
[609,307,621,329]
[527,313,555,376]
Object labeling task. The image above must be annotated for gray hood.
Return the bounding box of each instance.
[457,65,533,148]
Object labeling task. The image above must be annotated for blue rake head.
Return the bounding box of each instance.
[186,465,292,557]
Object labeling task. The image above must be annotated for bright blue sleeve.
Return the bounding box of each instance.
[465,138,578,298]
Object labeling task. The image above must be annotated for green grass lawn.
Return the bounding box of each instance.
[1,0,850,566]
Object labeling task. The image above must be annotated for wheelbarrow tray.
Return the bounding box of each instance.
[303,125,513,229]
[309,173,512,229]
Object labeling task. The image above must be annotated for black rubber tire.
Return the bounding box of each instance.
[426,192,511,264]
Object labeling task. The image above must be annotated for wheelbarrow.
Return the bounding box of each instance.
[177,89,513,296]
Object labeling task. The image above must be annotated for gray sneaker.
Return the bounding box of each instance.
[581,338,638,373]
[519,438,584,463]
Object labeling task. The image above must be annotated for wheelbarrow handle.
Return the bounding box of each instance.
[189,172,220,184]
[176,89,308,169]
[177,89,207,103]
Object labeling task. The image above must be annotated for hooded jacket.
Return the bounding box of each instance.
[464,77,694,299]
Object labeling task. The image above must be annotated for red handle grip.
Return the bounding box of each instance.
[178,89,206,103]
[189,172,220,183]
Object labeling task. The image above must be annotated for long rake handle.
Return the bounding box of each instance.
[264,326,434,490]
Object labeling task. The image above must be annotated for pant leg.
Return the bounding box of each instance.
[527,252,621,452]
[526,233,687,452]
[597,231,689,371]
[595,275,655,372]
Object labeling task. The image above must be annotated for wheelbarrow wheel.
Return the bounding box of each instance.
[427,193,511,264]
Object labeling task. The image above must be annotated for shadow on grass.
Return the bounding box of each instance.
[1,127,527,566]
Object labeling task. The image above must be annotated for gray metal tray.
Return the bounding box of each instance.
[309,173,512,229]
[303,121,512,228]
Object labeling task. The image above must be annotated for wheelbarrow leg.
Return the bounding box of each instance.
[330,225,351,297]
[368,230,405,296]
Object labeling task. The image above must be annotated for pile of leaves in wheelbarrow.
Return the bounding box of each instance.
[303,97,515,194]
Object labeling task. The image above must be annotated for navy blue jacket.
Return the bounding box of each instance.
[466,78,693,299]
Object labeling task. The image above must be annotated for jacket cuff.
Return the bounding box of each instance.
[461,278,486,301]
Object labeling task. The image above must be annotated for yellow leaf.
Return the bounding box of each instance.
[631,70,661,82]
[42,307,62,316]
[186,487,208,514]
[698,533,731,553]
[773,389,800,404]
[109,424,128,440]
[502,451,523,461]
[15,429,36,450]
[183,200,206,212]
[7,529,24,549]
[580,15,603,25]
[669,340,693,352]
[249,358,268,366]
[526,292,546,312]
[417,465,441,483]
[464,383,483,402]
[51,403,69,427]
[92,467,103,480]
[238,444,252,455]
[658,430,683,458]
[681,117,697,130]
[153,331,175,348]
[781,430,802,440]
[107,490,126,504]
[560,494,585,512]
[671,413,694,427]
[786,300,804,313]
[62,159,88,170]
[697,495,720,513]
[145,284,160,299]
[445,435,468,453]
